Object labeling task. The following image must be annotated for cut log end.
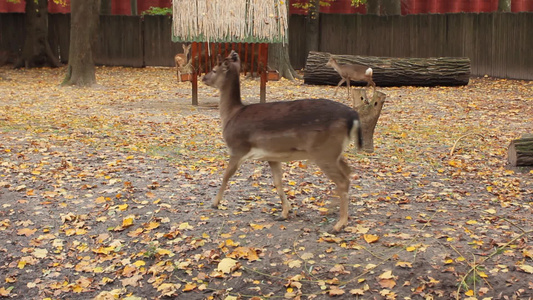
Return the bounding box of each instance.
[507,135,533,167]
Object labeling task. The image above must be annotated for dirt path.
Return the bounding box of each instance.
[0,66,532,299]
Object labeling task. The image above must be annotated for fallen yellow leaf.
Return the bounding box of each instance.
[217,258,239,274]
[17,228,37,237]
[363,234,379,244]
[517,264,533,274]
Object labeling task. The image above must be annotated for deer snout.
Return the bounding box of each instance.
[201,74,212,86]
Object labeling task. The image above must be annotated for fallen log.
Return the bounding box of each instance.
[508,134,533,167]
[304,51,470,87]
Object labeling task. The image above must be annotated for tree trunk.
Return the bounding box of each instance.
[268,0,300,80]
[508,134,533,166]
[366,0,381,15]
[304,51,470,87]
[130,0,138,15]
[269,43,300,80]
[100,0,112,15]
[306,0,320,54]
[498,0,511,12]
[62,0,100,86]
[14,0,61,68]
[381,0,401,15]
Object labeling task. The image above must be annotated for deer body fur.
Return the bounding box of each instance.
[202,51,362,232]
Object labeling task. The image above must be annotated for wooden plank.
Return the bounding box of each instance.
[143,15,180,67]
[0,13,25,62]
[48,14,70,64]
[94,15,143,67]
[288,14,307,70]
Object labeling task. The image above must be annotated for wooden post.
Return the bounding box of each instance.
[191,42,198,106]
[251,44,255,78]
[259,43,269,103]
[204,42,208,74]
[244,43,249,76]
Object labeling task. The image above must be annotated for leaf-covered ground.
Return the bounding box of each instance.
[0,66,532,300]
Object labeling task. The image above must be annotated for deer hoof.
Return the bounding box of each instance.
[331,221,347,233]
[329,225,342,234]
[274,215,288,221]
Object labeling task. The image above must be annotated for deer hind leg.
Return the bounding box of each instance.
[268,161,290,220]
[366,78,376,95]
[333,78,346,96]
[346,78,351,100]
[325,157,352,213]
[315,158,350,232]
[177,67,181,82]
[213,155,243,208]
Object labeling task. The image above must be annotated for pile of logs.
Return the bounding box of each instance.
[304,51,471,87]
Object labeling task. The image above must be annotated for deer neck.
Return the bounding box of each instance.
[331,60,342,74]
[219,74,244,126]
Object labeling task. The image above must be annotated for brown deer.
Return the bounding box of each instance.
[326,56,375,100]
[202,51,363,232]
[174,44,191,82]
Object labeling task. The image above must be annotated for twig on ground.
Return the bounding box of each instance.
[449,133,484,156]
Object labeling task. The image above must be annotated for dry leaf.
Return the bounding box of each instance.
[17,228,37,236]
[517,264,533,274]
[157,283,180,297]
[379,278,396,289]
[217,258,239,274]
[328,286,345,296]
[32,248,48,259]
[396,261,412,268]
[363,234,379,244]
[287,260,302,268]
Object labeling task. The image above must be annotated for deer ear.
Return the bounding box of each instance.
[229,50,239,63]
[222,57,232,69]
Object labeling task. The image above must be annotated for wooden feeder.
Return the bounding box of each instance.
[172,0,288,105]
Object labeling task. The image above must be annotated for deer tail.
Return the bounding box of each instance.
[349,119,363,150]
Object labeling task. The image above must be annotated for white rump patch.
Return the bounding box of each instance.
[346,119,360,149]
[365,68,373,76]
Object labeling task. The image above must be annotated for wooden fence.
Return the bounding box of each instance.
[0,12,531,80]
[311,12,533,80]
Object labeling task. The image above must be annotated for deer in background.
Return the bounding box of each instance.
[174,44,191,82]
[202,51,362,232]
[326,56,375,100]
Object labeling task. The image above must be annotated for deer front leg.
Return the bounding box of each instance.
[213,156,242,208]
[268,161,290,220]
[333,78,346,97]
